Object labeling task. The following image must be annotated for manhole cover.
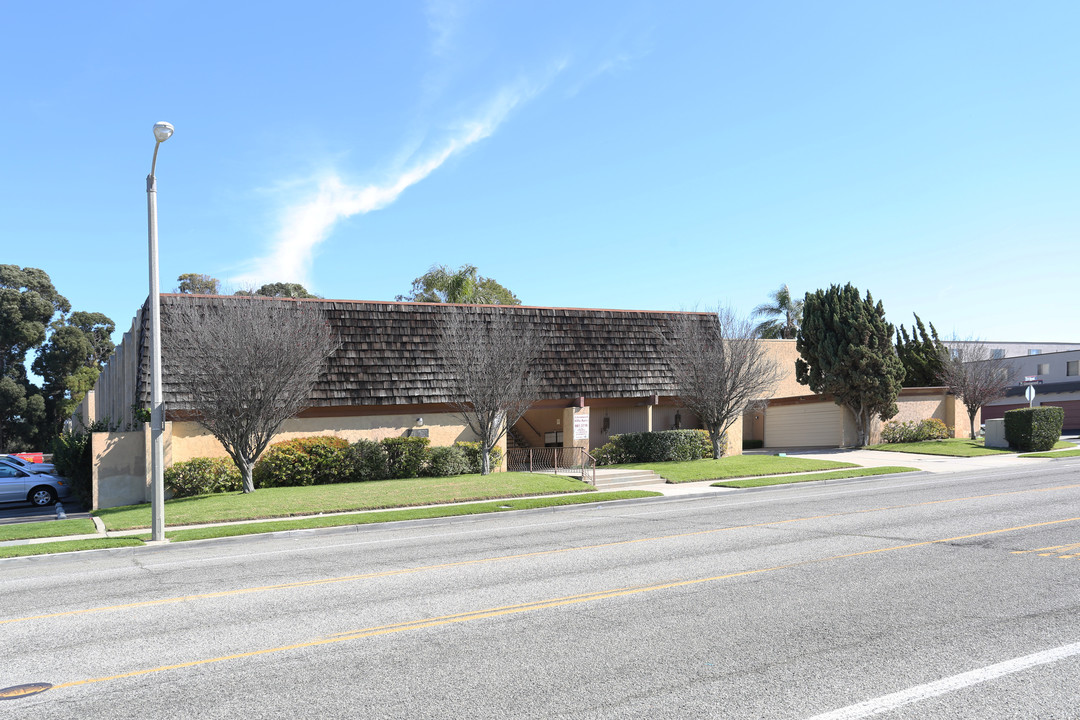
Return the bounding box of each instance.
[0,683,53,700]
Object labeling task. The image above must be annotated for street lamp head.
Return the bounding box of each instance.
[153,121,174,143]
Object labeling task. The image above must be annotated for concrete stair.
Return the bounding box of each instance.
[591,469,665,490]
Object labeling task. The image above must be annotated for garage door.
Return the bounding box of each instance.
[765,402,843,448]
[1041,401,1080,432]
[981,404,1026,422]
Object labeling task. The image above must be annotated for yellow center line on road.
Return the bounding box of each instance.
[5,481,1080,628]
[46,514,1080,693]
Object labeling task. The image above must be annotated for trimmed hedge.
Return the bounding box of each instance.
[594,430,714,465]
[343,439,389,483]
[165,458,242,498]
[382,436,431,479]
[1004,406,1064,452]
[253,436,350,488]
[455,441,504,474]
[880,418,951,444]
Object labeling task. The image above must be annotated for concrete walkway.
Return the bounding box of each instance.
[3,438,1077,549]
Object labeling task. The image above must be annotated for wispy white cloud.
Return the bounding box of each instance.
[236,73,557,288]
[425,0,465,58]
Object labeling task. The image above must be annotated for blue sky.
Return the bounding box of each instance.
[3,1,1077,345]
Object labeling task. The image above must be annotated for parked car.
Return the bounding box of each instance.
[0,464,71,506]
[0,454,57,475]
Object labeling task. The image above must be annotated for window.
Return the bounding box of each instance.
[1028,349,1042,355]
[1037,363,1050,375]
[1068,361,1079,377]
[991,349,1005,359]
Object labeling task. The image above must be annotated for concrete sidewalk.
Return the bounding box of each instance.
[4,439,1077,549]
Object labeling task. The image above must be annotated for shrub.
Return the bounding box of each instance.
[50,429,94,505]
[165,457,242,498]
[594,429,715,465]
[382,436,430,479]
[342,439,389,483]
[880,418,952,444]
[253,436,349,488]
[422,445,470,477]
[1004,406,1064,452]
[454,441,504,474]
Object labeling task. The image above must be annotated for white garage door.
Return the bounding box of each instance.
[765,402,843,448]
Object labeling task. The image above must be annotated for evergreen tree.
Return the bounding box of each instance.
[397,264,520,305]
[235,282,320,299]
[795,284,906,446]
[0,265,69,450]
[895,314,946,387]
[176,273,220,294]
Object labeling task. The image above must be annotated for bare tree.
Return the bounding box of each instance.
[938,339,1015,439]
[662,308,781,459]
[165,297,338,492]
[437,307,544,474]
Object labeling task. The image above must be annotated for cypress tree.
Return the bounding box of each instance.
[795,284,906,446]
[895,314,946,387]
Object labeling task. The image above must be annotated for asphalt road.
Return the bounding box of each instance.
[0,499,87,523]
[3,461,1080,718]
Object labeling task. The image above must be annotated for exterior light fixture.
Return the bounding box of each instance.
[147,121,174,543]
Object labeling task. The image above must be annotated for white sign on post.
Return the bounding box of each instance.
[1025,384,1036,406]
[573,412,590,440]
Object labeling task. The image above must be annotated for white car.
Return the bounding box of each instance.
[0,464,71,506]
[1,454,57,475]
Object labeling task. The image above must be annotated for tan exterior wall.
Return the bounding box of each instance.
[92,430,147,510]
[761,340,805,399]
[170,413,480,463]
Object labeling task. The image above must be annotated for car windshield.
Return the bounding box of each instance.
[2,455,31,468]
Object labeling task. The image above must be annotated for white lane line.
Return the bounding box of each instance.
[807,641,1080,719]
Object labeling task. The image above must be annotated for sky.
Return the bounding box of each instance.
[3,1,1078,348]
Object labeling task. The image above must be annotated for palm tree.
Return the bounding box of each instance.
[752,284,803,339]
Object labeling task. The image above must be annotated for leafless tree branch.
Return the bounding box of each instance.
[662,308,780,458]
[164,297,338,492]
[938,339,1016,439]
[437,307,545,474]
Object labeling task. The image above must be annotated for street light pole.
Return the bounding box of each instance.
[147,121,173,543]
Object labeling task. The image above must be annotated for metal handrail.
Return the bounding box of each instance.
[505,446,596,486]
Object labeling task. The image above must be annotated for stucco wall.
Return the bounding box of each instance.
[170,413,481,463]
[92,430,147,510]
[761,341,805,399]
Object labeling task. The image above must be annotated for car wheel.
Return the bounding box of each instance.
[29,486,57,507]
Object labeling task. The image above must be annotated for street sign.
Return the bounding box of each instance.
[1025,385,1036,404]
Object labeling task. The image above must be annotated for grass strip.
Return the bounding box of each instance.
[0,537,143,559]
[608,456,857,483]
[1020,449,1080,458]
[868,439,1074,457]
[713,466,920,488]
[0,518,97,542]
[155,490,663,543]
[95,472,592,531]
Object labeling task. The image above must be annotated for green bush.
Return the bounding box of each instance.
[423,445,470,477]
[253,436,350,488]
[382,436,430,479]
[455,441,503,474]
[1004,406,1064,452]
[342,439,389,483]
[594,429,715,465]
[49,429,94,505]
[880,418,952,444]
[165,457,242,498]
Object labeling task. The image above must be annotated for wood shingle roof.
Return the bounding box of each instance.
[140,295,717,409]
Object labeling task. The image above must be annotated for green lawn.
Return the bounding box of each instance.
[0,519,97,542]
[713,466,919,488]
[0,537,143,559]
[867,438,1074,457]
[1021,449,1080,459]
[95,472,594,530]
[607,456,857,484]
[152,490,661,543]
